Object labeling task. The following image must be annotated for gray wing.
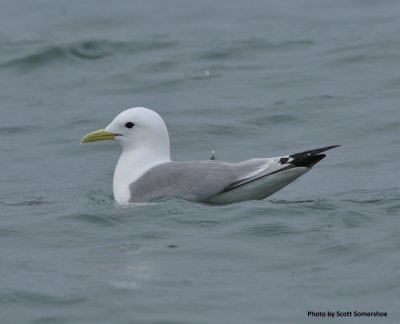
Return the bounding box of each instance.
[128,159,285,203]
[128,145,339,203]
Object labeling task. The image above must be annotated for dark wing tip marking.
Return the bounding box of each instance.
[291,154,326,168]
[281,145,340,168]
[290,145,340,159]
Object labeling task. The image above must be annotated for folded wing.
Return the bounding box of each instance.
[129,145,339,203]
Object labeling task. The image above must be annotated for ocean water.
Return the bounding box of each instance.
[1,0,400,323]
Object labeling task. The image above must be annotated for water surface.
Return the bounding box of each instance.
[1,0,400,323]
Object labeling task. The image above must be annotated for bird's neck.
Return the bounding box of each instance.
[113,147,171,204]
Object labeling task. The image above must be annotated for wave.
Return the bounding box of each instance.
[0,125,39,135]
[197,38,314,61]
[0,39,177,69]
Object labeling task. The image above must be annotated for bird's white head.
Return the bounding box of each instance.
[105,107,170,154]
[81,107,171,158]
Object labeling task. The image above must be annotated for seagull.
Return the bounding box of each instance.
[81,107,339,205]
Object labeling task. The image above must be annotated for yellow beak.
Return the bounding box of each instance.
[80,129,117,144]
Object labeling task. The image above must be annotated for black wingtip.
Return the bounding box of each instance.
[291,154,326,168]
[290,145,340,159]
[286,145,340,168]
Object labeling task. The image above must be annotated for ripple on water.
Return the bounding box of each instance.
[0,289,86,306]
[0,39,178,70]
[245,222,299,237]
[0,125,40,135]
[197,38,315,61]
[270,198,338,214]
[66,213,120,227]
[1,197,55,207]
[338,188,400,216]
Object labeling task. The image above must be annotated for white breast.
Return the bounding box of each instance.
[113,149,170,205]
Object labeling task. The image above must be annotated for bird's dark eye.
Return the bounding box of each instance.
[125,122,134,129]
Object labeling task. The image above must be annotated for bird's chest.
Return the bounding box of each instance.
[112,154,168,205]
[113,163,141,205]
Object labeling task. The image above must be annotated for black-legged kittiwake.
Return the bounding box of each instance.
[81,107,339,205]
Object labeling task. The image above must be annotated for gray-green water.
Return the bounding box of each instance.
[1,0,400,323]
